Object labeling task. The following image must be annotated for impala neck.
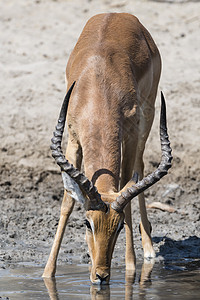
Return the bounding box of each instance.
[83,134,121,194]
[80,98,122,194]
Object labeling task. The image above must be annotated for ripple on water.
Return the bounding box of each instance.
[0,260,200,299]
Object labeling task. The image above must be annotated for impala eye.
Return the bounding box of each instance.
[84,219,92,231]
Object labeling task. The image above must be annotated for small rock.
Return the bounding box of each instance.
[8,232,16,238]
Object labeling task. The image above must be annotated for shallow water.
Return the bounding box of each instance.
[0,259,200,300]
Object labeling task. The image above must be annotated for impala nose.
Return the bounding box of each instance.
[96,273,109,284]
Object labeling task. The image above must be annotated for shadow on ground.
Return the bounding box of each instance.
[153,235,200,270]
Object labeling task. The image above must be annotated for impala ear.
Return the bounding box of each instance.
[62,172,86,205]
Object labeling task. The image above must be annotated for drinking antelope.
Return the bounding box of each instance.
[43,13,172,284]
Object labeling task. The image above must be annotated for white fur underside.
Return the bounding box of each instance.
[61,172,86,204]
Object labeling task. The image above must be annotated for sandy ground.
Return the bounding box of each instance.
[0,0,200,273]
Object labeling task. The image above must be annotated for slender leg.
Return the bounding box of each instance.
[121,136,137,272]
[134,96,156,259]
[138,192,155,258]
[43,140,82,278]
[42,192,75,277]
[124,202,136,272]
[134,153,154,258]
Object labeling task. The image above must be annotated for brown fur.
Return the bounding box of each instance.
[43,13,161,284]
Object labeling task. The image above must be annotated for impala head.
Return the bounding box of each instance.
[51,82,172,284]
[85,206,124,284]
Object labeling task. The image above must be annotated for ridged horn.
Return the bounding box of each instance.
[111,92,173,212]
[51,82,107,212]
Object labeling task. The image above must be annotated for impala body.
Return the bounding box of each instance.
[43,13,172,284]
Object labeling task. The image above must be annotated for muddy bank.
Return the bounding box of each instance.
[0,0,200,272]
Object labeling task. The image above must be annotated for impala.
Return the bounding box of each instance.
[43,13,172,284]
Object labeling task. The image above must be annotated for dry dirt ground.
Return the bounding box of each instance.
[0,0,200,273]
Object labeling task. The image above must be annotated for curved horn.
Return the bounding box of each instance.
[51,82,107,212]
[111,92,173,212]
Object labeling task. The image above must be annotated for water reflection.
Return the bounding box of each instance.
[43,259,155,300]
[90,285,110,300]
[1,257,200,299]
[43,277,59,300]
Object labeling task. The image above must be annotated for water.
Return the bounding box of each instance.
[0,259,200,299]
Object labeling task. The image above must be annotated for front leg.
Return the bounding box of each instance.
[43,138,82,278]
[138,192,155,259]
[124,202,136,273]
[42,191,75,278]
